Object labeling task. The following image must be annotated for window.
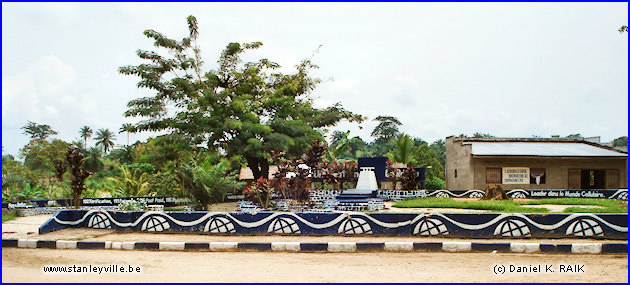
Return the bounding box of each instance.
[530,168,546,185]
[486,168,501,183]
[454,169,457,178]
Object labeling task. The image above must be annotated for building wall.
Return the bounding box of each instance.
[446,137,628,190]
[470,157,627,190]
[445,136,474,190]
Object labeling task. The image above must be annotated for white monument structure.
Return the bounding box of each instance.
[338,167,379,196]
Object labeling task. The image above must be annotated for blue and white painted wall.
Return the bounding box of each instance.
[40,210,627,239]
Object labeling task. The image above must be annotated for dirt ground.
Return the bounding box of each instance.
[2,248,627,283]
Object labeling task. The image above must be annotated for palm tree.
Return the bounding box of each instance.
[79,126,93,147]
[107,166,151,197]
[392,133,413,165]
[82,147,104,173]
[119,123,134,146]
[94,128,116,154]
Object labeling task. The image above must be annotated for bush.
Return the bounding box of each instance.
[175,159,242,211]
[424,177,445,190]
[118,199,148,211]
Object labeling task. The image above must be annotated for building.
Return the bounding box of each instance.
[446,136,628,190]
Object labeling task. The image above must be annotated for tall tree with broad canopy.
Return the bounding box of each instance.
[120,16,363,180]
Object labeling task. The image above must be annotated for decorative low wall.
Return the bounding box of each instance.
[2,196,189,209]
[426,189,628,200]
[39,210,627,239]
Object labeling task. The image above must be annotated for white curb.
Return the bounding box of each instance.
[271,242,300,251]
[328,242,357,252]
[56,240,77,249]
[159,242,186,251]
[384,242,413,251]
[571,243,602,254]
[210,242,238,251]
[121,242,135,250]
[17,239,37,248]
[442,242,472,252]
[510,243,540,253]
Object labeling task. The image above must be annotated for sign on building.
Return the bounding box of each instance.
[502,167,530,184]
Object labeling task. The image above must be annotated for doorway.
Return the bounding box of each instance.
[580,169,606,189]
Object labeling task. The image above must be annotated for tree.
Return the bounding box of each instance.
[119,123,135,146]
[79,126,93,147]
[175,159,242,211]
[119,16,363,180]
[390,133,414,165]
[370,116,401,156]
[19,138,70,198]
[613,136,627,147]
[109,145,136,164]
[82,147,104,173]
[429,139,446,171]
[371,116,401,141]
[107,166,151,197]
[326,131,351,161]
[473,132,494,138]
[21,121,58,140]
[565,134,583,138]
[94,128,116,154]
[66,147,91,208]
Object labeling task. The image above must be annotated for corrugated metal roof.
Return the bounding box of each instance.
[468,142,627,157]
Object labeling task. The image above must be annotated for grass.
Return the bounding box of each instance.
[2,212,17,223]
[392,197,628,213]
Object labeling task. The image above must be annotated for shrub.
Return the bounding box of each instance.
[118,199,148,211]
[175,160,242,211]
[424,177,445,190]
[243,177,274,209]
[400,166,417,190]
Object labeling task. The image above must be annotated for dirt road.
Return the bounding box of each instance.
[2,248,627,283]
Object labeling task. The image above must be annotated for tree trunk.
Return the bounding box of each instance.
[246,155,269,180]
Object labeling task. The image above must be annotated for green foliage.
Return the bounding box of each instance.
[82,147,104,173]
[393,198,548,213]
[95,128,116,153]
[107,166,151,197]
[2,182,45,201]
[125,163,156,174]
[118,199,148,211]
[2,155,36,196]
[393,197,627,213]
[109,145,136,164]
[326,131,351,161]
[79,126,93,147]
[423,176,445,190]
[20,139,69,172]
[473,132,494,138]
[619,25,628,33]
[120,16,363,180]
[2,210,17,223]
[429,139,445,171]
[148,171,180,196]
[135,134,194,171]
[370,116,401,156]
[613,136,627,147]
[413,141,444,180]
[174,159,242,211]
[21,121,58,140]
[390,133,414,165]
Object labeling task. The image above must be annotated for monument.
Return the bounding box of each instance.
[336,167,380,200]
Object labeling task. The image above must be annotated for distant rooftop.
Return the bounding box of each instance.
[461,140,627,157]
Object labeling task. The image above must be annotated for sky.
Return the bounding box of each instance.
[2,2,628,157]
